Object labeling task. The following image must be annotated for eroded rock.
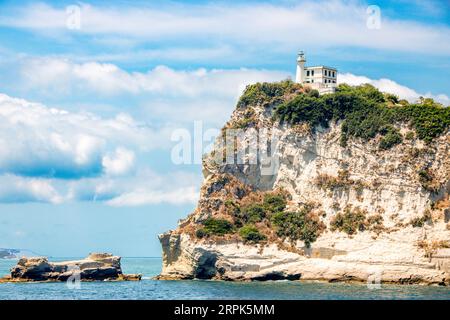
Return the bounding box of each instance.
[1,253,141,282]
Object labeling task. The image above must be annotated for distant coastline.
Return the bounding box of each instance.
[0,248,46,259]
[0,249,18,259]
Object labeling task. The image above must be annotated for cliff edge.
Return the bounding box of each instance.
[158,81,450,285]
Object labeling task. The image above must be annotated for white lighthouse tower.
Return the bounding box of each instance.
[296,51,306,83]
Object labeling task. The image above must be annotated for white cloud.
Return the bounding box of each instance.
[338,73,450,105]
[0,174,62,204]
[66,169,201,206]
[0,93,161,179]
[0,169,200,206]
[19,58,288,124]
[21,58,288,97]
[1,1,449,55]
[106,186,199,207]
[105,170,201,206]
[102,147,135,176]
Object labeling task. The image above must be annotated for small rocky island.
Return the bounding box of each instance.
[0,253,141,282]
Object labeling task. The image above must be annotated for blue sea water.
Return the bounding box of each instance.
[0,258,449,300]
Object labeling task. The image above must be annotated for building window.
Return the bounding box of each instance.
[333,80,336,83]
[311,70,314,76]
[306,70,310,76]
[311,79,314,83]
[333,71,335,77]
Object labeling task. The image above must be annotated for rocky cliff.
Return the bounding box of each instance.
[158,81,450,285]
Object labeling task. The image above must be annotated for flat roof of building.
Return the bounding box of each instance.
[305,65,337,71]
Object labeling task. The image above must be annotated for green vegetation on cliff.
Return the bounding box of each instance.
[237,80,302,108]
[240,81,450,149]
[239,225,267,243]
[195,191,326,247]
[199,218,234,236]
[330,206,385,235]
[271,209,325,247]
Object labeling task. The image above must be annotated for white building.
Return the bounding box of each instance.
[295,51,337,94]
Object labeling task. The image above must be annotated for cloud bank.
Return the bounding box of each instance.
[0,93,160,178]
[2,1,449,55]
[0,93,199,206]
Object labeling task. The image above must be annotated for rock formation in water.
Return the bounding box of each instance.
[0,253,141,282]
[158,81,450,285]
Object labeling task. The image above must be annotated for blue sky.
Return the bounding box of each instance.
[0,0,449,257]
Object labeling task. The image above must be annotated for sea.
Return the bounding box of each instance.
[0,257,449,300]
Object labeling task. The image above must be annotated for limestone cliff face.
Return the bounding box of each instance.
[158,83,450,285]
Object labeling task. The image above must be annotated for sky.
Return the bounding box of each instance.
[0,0,449,257]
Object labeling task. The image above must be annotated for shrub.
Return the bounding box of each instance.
[196,228,207,239]
[315,170,353,191]
[315,170,359,191]
[410,210,432,227]
[202,218,233,235]
[418,169,432,184]
[230,108,256,129]
[418,168,440,193]
[224,199,240,216]
[394,103,450,143]
[271,209,325,247]
[241,204,266,223]
[367,214,383,226]
[274,94,330,130]
[417,240,450,261]
[239,225,266,243]
[307,89,320,98]
[384,93,399,105]
[237,80,300,108]
[330,207,367,235]
[331,207,386,235]
[366,214,385,234]
[263,194,287,213]
[405,131,415,140]
[379,129,402,150]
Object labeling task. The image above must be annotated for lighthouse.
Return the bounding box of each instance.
[295,51,306,83]
[295,51,338,94]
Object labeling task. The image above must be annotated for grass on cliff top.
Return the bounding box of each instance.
[278,83,449,147]
[237,80,303,109]
[238,80,449,149]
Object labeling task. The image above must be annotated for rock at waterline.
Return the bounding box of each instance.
[0,253,141,282]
